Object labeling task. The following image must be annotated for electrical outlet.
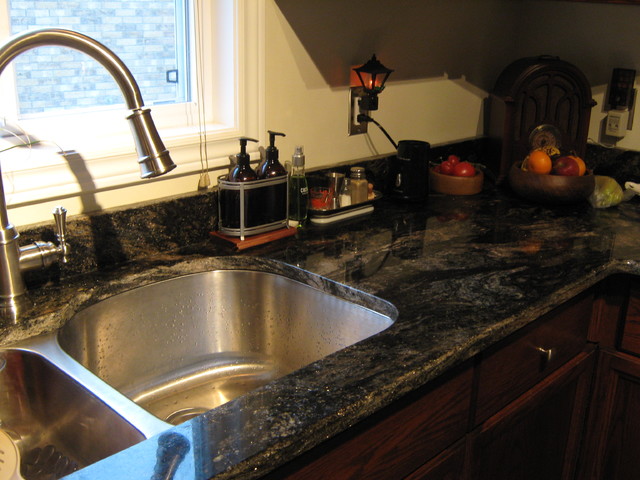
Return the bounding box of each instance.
[348,87,368,135]
[606,109,629,138]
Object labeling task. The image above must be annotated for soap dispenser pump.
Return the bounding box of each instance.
[257,131,287,179]
[229,137,258,182]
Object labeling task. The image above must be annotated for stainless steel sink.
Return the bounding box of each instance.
[57,269,396,425]
[0,349,146,478]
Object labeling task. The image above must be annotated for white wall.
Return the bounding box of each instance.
[265,0,488,166]
[267,0,511,168]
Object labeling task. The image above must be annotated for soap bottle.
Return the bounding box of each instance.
[288,145,309,227]
[257,130,287,178]
[228,137,258,182]
[225,137,258,229]
[258,131,288,224]
[349,166,368,204]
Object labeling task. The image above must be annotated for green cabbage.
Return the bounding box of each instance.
[589,175,624,208]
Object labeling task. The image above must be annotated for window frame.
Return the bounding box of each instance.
[0,0,264,209]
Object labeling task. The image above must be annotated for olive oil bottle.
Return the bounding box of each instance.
[288,145,308,227]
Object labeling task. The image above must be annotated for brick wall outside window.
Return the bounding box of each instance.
[8,0,182,114]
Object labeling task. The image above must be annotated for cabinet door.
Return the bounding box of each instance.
[469,349,594,480]
[580,350,640,479]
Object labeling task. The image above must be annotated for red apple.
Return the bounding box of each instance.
[552,156,580,176]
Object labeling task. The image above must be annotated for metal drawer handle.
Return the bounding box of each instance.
[537,347,554,370]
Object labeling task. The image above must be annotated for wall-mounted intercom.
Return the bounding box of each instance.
[605,68,636,138]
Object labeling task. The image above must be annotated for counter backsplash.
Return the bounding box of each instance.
[15,137,639,287]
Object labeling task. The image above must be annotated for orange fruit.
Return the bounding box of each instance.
[569,155,586,176]
[527,149,552,174]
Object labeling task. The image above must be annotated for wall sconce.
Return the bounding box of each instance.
[349,54,393,135]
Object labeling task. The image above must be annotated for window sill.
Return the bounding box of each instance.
[3,127,258,210]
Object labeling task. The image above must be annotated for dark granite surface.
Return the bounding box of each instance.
[3,145,640,479]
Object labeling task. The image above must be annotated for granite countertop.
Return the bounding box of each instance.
[3,186,640,480]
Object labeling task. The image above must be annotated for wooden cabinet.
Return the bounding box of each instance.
[580,350,640,478]
[580,276,640,479]
[470,349,594,480]
[262,289,595,480]
[469,290,594,480]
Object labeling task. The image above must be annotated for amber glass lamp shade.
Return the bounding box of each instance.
[353,54,393,111]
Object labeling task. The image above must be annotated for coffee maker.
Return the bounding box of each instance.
[388,140,430,202]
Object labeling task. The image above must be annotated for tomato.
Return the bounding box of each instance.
[439,161,454,175]
[453,161,476,177]
[433,164,442,173]
[447,154,460,166]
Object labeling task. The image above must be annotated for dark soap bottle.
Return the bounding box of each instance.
[224,137,259,228]
[257,130,287,224]
[228,137,258,182]
[256,130,287,178]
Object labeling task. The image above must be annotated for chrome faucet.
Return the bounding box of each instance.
[0,28,177,319]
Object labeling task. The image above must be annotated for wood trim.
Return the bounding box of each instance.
[589,274,629,347]
[403,439,467,480]
[620,279,640,355]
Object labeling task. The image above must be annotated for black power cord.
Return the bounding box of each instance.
[357,113,398,150]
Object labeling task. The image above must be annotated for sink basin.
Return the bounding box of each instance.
[58,269,396,425]
[0,349,145,478]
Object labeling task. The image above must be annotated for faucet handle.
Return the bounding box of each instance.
[52,206,69,263]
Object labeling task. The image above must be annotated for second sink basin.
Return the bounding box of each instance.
[58,268,396,425]
[0,349,145,478]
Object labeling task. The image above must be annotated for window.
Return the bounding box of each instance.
[0,0,263,208]
[8,0,190,115]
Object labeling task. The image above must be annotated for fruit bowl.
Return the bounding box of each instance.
[429,168,484,195]
[508,162,595,204]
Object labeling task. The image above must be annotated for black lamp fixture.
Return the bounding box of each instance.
[353,54,394,111]
[349,54,394,136]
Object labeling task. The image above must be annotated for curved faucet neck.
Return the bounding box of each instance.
[0,28,144,110]
[0,28,176,318]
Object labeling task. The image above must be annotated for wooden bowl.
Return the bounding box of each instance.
[429,168,484,195]
[508,162,595,204]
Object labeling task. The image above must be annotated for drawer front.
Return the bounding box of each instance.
[475,290,592,424]
[620,280,640,357]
